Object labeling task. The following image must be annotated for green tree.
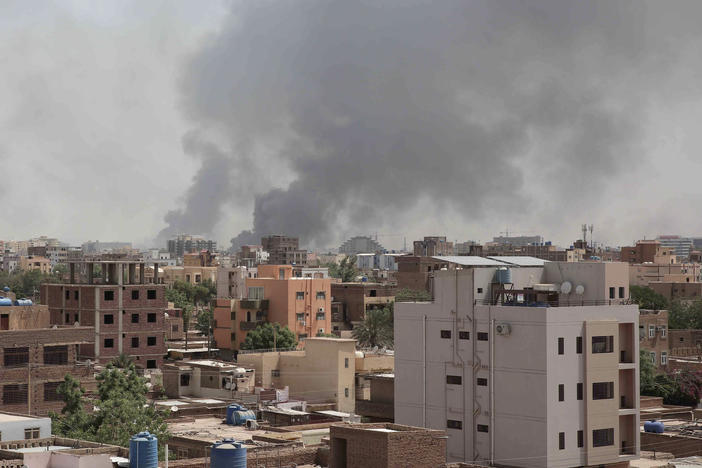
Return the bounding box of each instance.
[50,375,90,439]
[241,323,297,350]
[395,288,432,302]
[328,256,359,282]
[630,286,668,310]
[352,307,393,348]
[110,353,134,369]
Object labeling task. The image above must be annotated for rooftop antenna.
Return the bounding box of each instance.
[588,225,594,250]
[581,224,588,244]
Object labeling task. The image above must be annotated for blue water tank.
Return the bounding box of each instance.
[211,439,247,468]
[14,299,32,306]
[233,409,256,426]
[495,267,512,284]
[0,298,12,306]
[129,432,158,468]
[2,286,9,292]
[226,404,241,425]
[644,420,665,433]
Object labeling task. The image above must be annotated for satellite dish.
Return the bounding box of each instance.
[560,281,572,295]
[170,406,179,412]
[575,285,585,295]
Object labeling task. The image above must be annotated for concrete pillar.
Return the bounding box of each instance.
[153,263,159,284]
[118,263,123,286]
[140,263,145,284]
[102,263,107,284]
[69,263,75,284]
[87,263,94,285]
[129,263,136,285]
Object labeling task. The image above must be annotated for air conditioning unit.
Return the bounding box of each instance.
[319,328,325,334]
[495,323,511,336]
[318,307,325,313]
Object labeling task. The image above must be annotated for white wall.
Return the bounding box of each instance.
[0,416,51,441]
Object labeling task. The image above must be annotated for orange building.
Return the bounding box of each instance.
[213,265,331,354]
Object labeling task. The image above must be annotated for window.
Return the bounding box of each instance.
[147,360,157,369]
[148,313,156,323]
[296,291,305,300]
[147,336,157,346]
[477,378,488,386]
[271,369,281,378]
[592,428,614,447]
[477,424,489,433]
[65,313,70,324]
[131,313,139,324]
[248,287,264,300]
[172,325,179,332]
[661,351,668,365]
[592,382,614,400]
[44,382,62,401]
[104,290,114,301]
[441,330,451,339]
[661,326,667,338]
[576,336,583,354]
[74,314,79,322]
[447,420,462,430]
[609,287,615,299]
[619,287,625,298]
[649,325,655,338]
[4,347,29,367]
[24,428,40,440]
[44,345,68,365]
[298,333,308,340]
[132,290,139,300]
[477,332,489,341]
[344,358,349,368]
[577,383,583,401]
[650,351,656,364]
[344,387,349,398]
[477,287,483,294]
[592,336,614,353]
[446,375,462,385]
[369,290,377,297]
[74,291,79,300]
[558,384,564,401]
[459,331,470,340]
[316,312,325,321]
[180,374,191,386]
[559,432,565,450]
[147,289,156,300]
[296,313,305,323]
[131,337,139,348]
[3,384,27,404]
[558,337,564,355]
[104,314,114,325]
[577,430,584,448]
[104,338,114,348]
[65,290,70,300]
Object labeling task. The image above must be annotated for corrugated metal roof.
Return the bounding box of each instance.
[487,256,549,266]
[432,256,506,266]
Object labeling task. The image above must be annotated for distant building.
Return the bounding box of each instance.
[656,235,693,260]
[331,282,395,331]
[81,240,132,254]
[18,256,51,274]
[455,241,482,256]
[167,235,217,258]
[261,235,308,266]
[162,360,255,399]
[216,266,253,299]
[238,245,269,267]
[412,236,453,256]
[620,240,676,264]
[649,281,702,302]
[629,263,701,287]
[492,234,543,246]
[639,310,669,369]
[339,236,385,255]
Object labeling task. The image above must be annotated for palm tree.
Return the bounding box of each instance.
[110,353,134,369]
[352,308,393,348]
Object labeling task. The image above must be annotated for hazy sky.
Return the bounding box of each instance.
[3,0,702,251]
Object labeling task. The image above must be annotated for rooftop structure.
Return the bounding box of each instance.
[167,235,217,259]
[261,235,308,266]
[656,235,694,260]
[339,236,385,255]
[413,236,453,257]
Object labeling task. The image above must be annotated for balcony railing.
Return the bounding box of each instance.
[240,299,269,310]
[475,298,633,307]
[240,321,265,331]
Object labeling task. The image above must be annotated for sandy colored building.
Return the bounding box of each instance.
[162,359,255,399]
[331,282,395,330]
[161,265,217,286]
[649,281,702,302]
[639,310,669,369]
[620,240,676,265]
[395,264,639,467]
[18,256,51,274]
[237,337,356,413]
[630,263,701,287]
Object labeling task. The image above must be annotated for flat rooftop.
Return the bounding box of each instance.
[168,416,269,444]
[0,413,43,423]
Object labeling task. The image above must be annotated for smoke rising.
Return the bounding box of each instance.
[159,0,702,249]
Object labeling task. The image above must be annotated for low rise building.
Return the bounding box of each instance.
[0,412,51,441]
[620,240,676,264]
[413,236,453,256]
[670,329,702,358]
[649,281,702,302]
[639,310,669,369]
[355,374,394,422]
[162,360,255,399]
[629,263,701,287]
[237,337,356,413]
[329,422,446,468]
[161,265,217,286]
[261,235,308,266]
[18,256,51,274]
[331,283,395,330]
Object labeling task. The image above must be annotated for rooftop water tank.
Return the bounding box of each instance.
[14,299,32,306]
[644,420,664,433]
[129,432,158,468]
[2,286,10,292]
[495,267,512,284]
[0,298,12,306]
[233,408,256,426]
[226,404,241,425]
[211,439,246,468]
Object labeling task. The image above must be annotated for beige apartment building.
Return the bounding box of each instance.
[395,262,639,467]
[237,337,356,413]
[629,263,701,287]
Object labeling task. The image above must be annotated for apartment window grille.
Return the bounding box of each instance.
[446,375,462,385]
[459,331,470,340]
[44,382,62,401]
[592,428,614,447]
[447,420,462,430]
[477,378,488,386]
[441,330,451,339]
[24,428,40,440]
[477,332,489,341]
[592,336,613,353]
[44,345,68,365]
[271,370,280,377]
[316,291,326,300]
[477,424,489,433]
[4,347,29,367]
[104,314,114,325]
[296,292,305,300]
[147,290,157,300]
[592,382,614,400]
[3,384,27,404]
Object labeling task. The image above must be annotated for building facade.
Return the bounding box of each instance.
[339,236,385,255]
[395,265,639,467]
[167,235,217,258]
[639,310,669,369]
[261,235,308,266]
[413,236,453,256]
[41,259,168,369]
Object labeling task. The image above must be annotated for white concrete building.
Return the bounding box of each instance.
[0,412,51,441]
[395,261,638,467]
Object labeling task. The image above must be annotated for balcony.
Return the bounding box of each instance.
[240,299,269,310]
[240,321,265,331]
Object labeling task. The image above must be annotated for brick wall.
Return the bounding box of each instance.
[641,431,702,457]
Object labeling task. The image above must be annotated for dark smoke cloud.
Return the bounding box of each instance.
[160,0,702,250]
